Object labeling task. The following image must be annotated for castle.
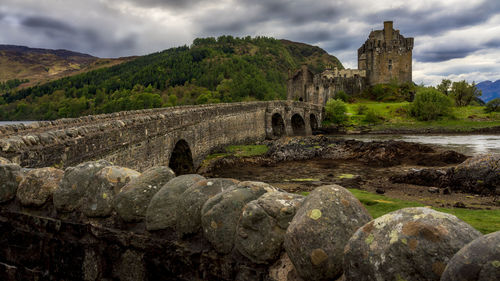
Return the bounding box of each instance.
[287,21,414,105]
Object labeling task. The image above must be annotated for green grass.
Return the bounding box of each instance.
[225,145,268,157]
[343,101,500,131]
[299,189,500,234]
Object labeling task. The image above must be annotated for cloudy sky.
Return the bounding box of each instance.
[1,0,500,85]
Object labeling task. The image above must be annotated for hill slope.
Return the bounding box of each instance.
[0,45,133,88]
[476,80,500,102]
[0,36,343,120]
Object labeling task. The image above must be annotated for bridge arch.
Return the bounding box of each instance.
[291,114,306,136]
[271,113,285,137]
[310,113,319,131]
[169,139,194,175]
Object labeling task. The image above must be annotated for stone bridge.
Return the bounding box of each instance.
[0,101,322,173]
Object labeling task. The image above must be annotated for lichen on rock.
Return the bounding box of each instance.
[441,230,500,281]
[284,184,372,280]
[343,207,482,281]
[113,166,175,222]
[16,167,64,207]
[146,174,205,231]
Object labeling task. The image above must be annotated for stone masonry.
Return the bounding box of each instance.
[0,101,322,173]
[288,21,413,106]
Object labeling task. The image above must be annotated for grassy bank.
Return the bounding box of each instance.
[300,189,499,234]
[348,189,499,234]
[332,101,500,132]
[204,144,268,161]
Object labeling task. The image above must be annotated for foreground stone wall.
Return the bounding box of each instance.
[0,101,322,172]
[0,159,491,281]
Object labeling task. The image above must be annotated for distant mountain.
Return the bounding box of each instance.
[476,80,500,102]
[0,45,134,88]
[0,36,343,120]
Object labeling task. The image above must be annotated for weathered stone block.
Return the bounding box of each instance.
[53,160,112,212]
[176,178,239,237]
[114,166,175,222]
[236,191,304,264]
[146,174,205,231]
[17,167,64,207]
[343,207,482,281]
[441,230,500,281]
[201,181,278,254]
[284,185,372,280]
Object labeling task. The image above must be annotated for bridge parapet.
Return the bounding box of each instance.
[0,101,322,172]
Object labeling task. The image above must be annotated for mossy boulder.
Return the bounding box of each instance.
[146,174,205,231]
[284,185,371,280]
[82,166,140,218]
[16,167,64,207]
[176,178,239,237]
[448,154,500,194]
[0,163,24,203]
[441,230,500,281]
[343,207,482,281]
[114,166,175,222]
[236,191,304,264]
[201,181,278,254]
[53,160,112,212]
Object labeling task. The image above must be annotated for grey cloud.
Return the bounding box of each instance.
[121,0,208,9]
[198,0,343,35]
[21,16,76,34]
[364,1,500,37]
[416,47,477,62]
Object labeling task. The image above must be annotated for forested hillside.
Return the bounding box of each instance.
[0,36,342,120]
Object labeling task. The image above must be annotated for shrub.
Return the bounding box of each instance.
[335,90,349,102]
[485,98,500,113]
[356,104,368,115]
[325,99,348,124]
[363,109,383,124]
[409,88,453,121]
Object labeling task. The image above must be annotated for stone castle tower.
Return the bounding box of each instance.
[287,21,413,105]
[358,21,414,85]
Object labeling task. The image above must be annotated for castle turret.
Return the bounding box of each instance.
[358,21,413,85]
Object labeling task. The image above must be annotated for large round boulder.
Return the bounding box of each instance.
[448,154,500,193]
[201,181,278,254]
[16,167,64,207]
[0,163,24,203]
[114,166,175,222]
[146,174,205,231]
[284,185,372,280]
[176,178,239,237]
[82,166,141,217]
[343,207,482,281]
[441,230,500,281]
[236,191,305,264]
[53,160,112,212]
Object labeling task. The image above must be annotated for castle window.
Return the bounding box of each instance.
[388,59,393,71]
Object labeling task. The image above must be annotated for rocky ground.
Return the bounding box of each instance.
[201,136,500,210]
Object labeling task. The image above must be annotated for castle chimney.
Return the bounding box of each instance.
[384,21,393,42]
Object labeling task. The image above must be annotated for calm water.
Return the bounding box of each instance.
[337,134,500,156]
[0,121,37,126]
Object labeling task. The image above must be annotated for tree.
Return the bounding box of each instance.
[485,98,500,113]
[409,88,453,121]
[436,79,451,95]
[450,80,482,106]
[325,99,348,124]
